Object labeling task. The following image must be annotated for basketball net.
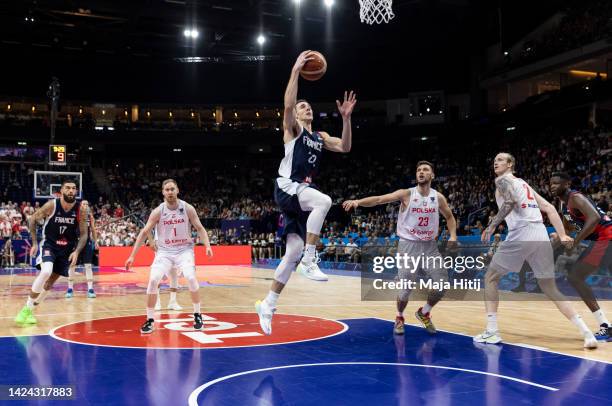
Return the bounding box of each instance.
[359,0,395,25]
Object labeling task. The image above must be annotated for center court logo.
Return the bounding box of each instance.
[50,313,347,349]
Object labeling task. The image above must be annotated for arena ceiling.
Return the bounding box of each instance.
[0,0,560,103]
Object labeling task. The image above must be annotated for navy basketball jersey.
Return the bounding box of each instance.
[42,199,81,250]
[563,190,612,241]
[278,127,324,184]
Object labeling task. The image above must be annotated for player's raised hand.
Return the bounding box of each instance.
[342,200,359,212]
[337,90,357,118]
[292,50,314,73]
[206,246,214,257]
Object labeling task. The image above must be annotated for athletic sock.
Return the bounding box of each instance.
[593,309,610,327]
[486,312,498,332]
[26,297,35,310]
[193,303,201,314]
[571,314,591,337]
[422,303,433,314]
[265,291,279,308]
[170,291,177,302]
[146,308,155,320]
[302,244,317,263]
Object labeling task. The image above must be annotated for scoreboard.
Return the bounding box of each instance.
[49,144,67,166]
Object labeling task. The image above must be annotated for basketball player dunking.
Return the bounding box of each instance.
[15,180,89,325]
[550,172,612,340]
[125,179,213,334]
[343,161,457,335]
[66,208,98,298]
[474,153,597,348]
[255,51,357,335]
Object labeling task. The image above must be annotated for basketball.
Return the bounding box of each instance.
[300,51,327,81]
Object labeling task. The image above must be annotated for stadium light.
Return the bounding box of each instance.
[184,28,199,39]
[257,34,266,45]
[324,0,334,7]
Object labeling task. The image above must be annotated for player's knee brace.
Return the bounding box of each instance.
[32,263,53,293]
[274,234,304,284]
[319,194,332,211]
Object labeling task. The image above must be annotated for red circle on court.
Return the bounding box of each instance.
[50,313,347,349]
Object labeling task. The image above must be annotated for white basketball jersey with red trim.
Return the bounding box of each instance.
[397,187,439,241]
[495,175,543,230]
[155,199,193,252]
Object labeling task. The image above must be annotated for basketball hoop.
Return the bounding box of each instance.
[359,0,395,25]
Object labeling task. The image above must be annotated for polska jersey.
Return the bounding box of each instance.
[563,190,612,241]
[278,127,324,184]
[495,175,543,230]
[41,198,81,251]
[154,199,194,252]
[397,187,439,241]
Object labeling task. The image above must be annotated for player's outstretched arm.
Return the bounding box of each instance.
[283,51,313,142]
[482,177,516,242]
[343,189,410,211]
[28,199,54,257]
[533,191,573,246]
[187,204,213,257]
[438,193,457,241]
[125,207,161,269]
[321,91,357,153]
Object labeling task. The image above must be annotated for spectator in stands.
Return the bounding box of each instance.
[345,238,361,263]
[1,238,15,267]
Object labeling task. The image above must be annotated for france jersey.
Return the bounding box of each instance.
[36,199,82,276]
[40,198,81,252]
[278,127,324,184]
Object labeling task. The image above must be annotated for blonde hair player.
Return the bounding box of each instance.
[255,50,357,335]
[343,160,457,335]
[125,179,213,334]
[474,153,597,348]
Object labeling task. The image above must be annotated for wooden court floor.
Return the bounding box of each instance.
[1,265,611,363]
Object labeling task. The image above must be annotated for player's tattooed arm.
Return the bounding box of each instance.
[75,201,90,254]
[533,191,573,247]
[28,199,54,247]
[481,177,515,242]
